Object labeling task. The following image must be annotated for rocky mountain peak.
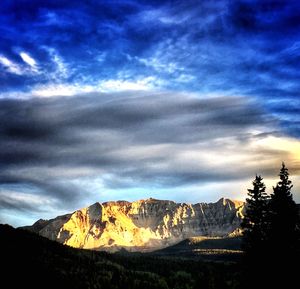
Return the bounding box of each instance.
[25,198,245,252]
[216,197,243,207]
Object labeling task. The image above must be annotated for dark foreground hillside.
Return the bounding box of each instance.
[151,236,243,261]
[0,224,241,289]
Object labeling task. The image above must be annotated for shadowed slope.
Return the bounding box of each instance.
[151,236,243,261]
[0,224,242,289]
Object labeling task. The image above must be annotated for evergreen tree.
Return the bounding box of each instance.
[242,165,300,288]
[268,162,299,252]
[242,175,269,254]
[241,175,269,289]
[264,163,300,287]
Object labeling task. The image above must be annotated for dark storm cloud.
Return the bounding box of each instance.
[0,197,40,213]
[0,93,278,199]
[0,191,48,213]
[0,94,269,150]
[0,173,84,204]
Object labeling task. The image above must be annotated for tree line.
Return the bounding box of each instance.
[242,162,300,288]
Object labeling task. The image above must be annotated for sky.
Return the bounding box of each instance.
[1,0,300,227]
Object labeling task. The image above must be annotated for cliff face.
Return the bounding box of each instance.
[27,198,245,252]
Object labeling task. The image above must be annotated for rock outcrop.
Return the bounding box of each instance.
[25,198,245,252]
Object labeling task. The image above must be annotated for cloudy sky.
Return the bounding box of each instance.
[1,0,300,226]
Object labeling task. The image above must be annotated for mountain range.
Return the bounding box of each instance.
[24,197,245,252]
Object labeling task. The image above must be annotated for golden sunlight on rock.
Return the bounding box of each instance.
[31,198,245,252]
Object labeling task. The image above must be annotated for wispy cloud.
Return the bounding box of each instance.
[137,56,183,74]
[0,190,54,212]
[98,77,160,92]
[20,52,37,68]
[46,48,69,79]
[31,83,94,97]
[0,55,23,75]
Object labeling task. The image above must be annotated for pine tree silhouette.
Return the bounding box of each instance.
[265,163,299,287]
[268,162,299,252]
[241,175,269,288]
[242,165,300,288]
[242,175,269,255]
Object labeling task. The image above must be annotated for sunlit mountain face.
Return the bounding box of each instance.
[23,198,245,252]
[0,0,300,227]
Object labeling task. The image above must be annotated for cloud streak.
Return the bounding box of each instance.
[0,92,299,221]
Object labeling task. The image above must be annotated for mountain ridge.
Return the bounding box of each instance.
[23,197,245,252]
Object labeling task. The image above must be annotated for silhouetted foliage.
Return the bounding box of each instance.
[242,163,300,288]
[268,162,299,252]
[241,175,269,288]
[265,163,300,287]
[241,175,269,254]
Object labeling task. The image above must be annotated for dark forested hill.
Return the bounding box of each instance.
[151,236,243,261]
[0,224,241,289]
